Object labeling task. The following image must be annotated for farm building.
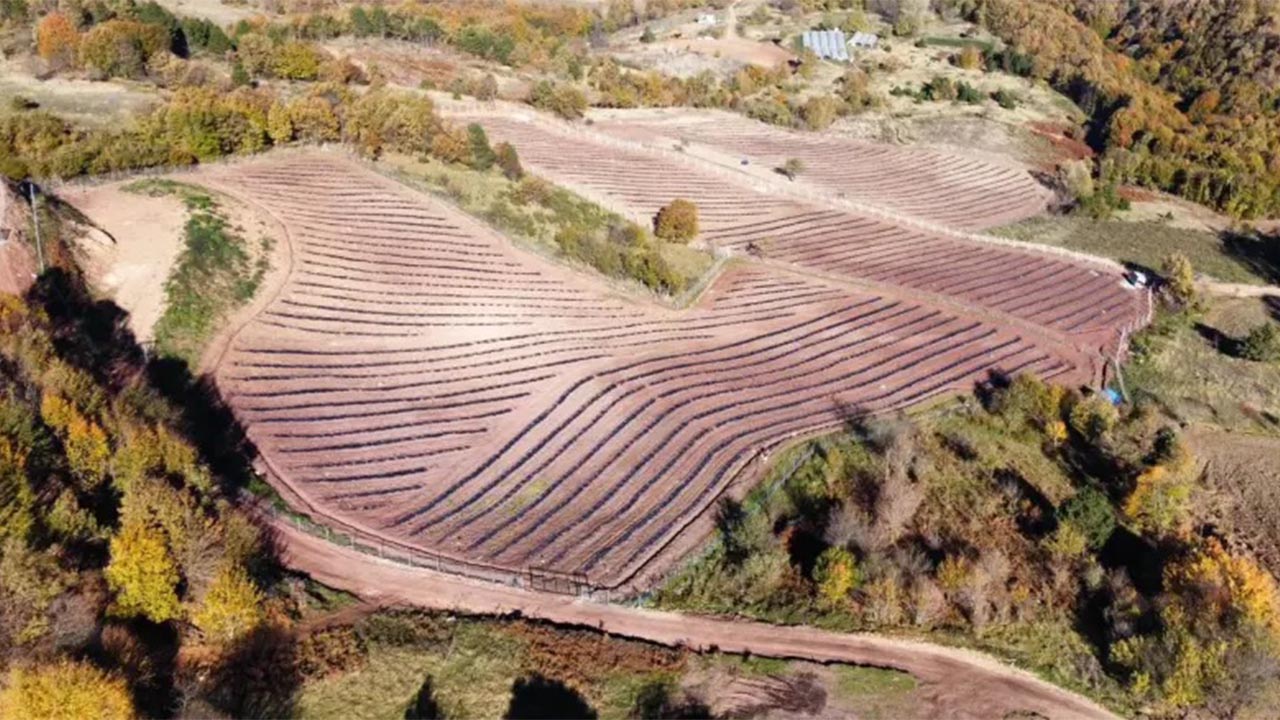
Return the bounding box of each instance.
[850,31,879,49]
[801,29,850,61]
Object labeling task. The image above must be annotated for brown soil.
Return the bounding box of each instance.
[60,183,189,343]
[1189,428,1280,575]
[187,142,1145,593]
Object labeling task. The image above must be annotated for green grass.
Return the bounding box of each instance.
[123,179,270,367]
[832,665,916,698]
[990,215,1274,285]
[923,36,995,53]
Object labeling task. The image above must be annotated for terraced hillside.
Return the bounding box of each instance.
[590,111,1051,230]
[202,152,1110,591]
[470,116,1141,350]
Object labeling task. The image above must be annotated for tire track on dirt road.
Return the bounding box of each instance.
[273,518,1117,720]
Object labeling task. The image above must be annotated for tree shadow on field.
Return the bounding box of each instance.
[1221,230,1280,285]
[1265,295,1280,323]
[504,674,597,720]
[203,623,302,719]
[405,677,442,719]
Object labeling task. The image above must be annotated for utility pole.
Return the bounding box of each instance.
[26,181,45,273]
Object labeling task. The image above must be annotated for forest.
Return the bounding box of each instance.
[964,0,1280,218]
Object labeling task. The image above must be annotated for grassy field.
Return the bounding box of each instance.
[123,179,270,367]
[1127,297,1280,433]
[991,215,1277,285]
[288,608,925,720]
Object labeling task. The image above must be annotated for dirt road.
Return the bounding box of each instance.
[274,519,1116,720]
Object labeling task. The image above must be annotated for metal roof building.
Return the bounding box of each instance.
[801,29,850,62]
[850,31,879,49]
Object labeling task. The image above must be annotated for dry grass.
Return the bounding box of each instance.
[991,215,1272,285]
[1128,298,1280,433]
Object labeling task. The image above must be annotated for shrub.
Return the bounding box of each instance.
[1068,395,1118,441]
[992,88,1020,109]
[814,546,859,605]
[653,199,698,242]
[272,41,322,80]
[530,80,587,120]
[779,158,805,180]
[800,95,840,130]
[1239,322,1280,362]
[956,45,983,70]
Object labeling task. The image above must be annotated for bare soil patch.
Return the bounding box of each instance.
[1189,429,1280,575]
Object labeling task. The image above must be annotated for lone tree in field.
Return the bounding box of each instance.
[778,158,805,180]
[1161,252,1198,308]
[654,199,698,242]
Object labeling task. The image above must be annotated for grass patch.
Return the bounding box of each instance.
[831,664,916,699]
[922,36,994,53]
[123,178,269,367]
[990,215,1273,285]
[379,154,712,298]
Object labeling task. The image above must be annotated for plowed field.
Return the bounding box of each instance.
[201,132,1144,591]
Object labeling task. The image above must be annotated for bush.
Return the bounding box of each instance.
[530,80,586,120]
[1239,322,1280,362]
[654,199,698,242]
[800,95,840,130]
[992,88,1020,109]
[272,41,323,80]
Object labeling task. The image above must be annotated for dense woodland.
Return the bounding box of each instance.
[960,0,1280,218]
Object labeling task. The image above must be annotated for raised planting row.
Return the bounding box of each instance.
[204,153,1096,589]
[466,116,1144,348]
[591,111,1051,230]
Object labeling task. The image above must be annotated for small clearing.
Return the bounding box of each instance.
[61,182,190,343]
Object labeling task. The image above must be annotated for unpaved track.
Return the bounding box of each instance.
[275,518,1116,720]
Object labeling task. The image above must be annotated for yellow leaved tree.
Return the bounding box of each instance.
[0,660,134,720]
[192,563,264,644]
[105,520,182,623]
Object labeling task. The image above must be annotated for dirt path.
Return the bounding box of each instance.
[1202,279,1280,299]
[272,519,1116,720]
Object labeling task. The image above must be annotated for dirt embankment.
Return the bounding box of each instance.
[0,181,37,296]
[273,517,1116,720]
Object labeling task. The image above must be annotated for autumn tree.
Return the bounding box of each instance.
[192,564,263,644]
[799,96,839,131]
[814,546,859,606]
[0,660,134,720]
[79,20,168,79]
[1161,253,1198,308]
[495,141,523,180]
[105,520,182,623]
[1124,459,1194,538]
[430,125,471,165]
[35,12,80,72]
[654,198,698,242]
[273,41,323,80]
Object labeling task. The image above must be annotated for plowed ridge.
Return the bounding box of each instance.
[207,153,1099,590]
[590,111,1050,230]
